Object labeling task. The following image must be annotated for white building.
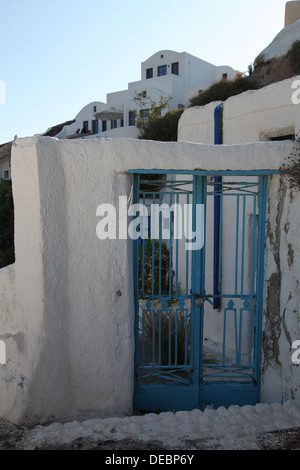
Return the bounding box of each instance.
[55,101,107,139]
[178,14,300,145]
[57,50,235,140]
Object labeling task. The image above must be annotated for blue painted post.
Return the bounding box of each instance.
[213,103,223,309]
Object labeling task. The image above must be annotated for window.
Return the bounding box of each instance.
[129,111,136,126]
[93,106,97,112]
[270,134,295,141]
[3,170,9,179]
[157,65,167,76]
[140,109,149,118]
[171,62,179,75]
[111,119,117,129]
[222,73,228,80]
[146,68,153,79]
[102,121,107,132]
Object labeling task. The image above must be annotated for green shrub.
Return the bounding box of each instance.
[189,76,259,107]
[0,179,15,268]
[138,240,189,365]
[139,239,172,296]
[140,109,184,141]
[289,40,300,75]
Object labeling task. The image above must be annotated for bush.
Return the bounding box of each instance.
[189,76,259,107]
[0,179,15,268]
[143,307,189,365]
[140,109,184,141]
[138,240,189,366]
[289,40,300,75]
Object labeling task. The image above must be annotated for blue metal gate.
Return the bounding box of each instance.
[132,171,269,411]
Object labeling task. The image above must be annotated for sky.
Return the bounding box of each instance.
[0,0,291,144]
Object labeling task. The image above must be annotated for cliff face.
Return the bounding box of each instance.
[249,21,300,88]
[0,142,12,162]
[248,51,296,89]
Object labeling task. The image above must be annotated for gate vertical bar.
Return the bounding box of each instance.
[133,173,140,401]
[191,175,206,394]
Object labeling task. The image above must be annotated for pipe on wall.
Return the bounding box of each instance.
[213,103,223,309]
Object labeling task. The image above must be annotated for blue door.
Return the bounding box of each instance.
[133,172,268,411]
[92,119,99,134]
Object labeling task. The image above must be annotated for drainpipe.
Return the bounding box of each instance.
[213,103,223,309]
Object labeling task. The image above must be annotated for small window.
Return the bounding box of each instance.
[270,134,295,141]
[3,170,9,179]
[222,73,228,80]
[171,62,179,75]
[93,106,97,112]
[140,109,149,118]
[158,65,167,77]
[146,68,153,79]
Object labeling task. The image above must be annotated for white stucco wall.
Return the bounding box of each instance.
[0,136,299,425]
[260,171,300,403]
[178,76,300,144]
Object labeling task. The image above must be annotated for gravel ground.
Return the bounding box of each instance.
[1,400,300,451]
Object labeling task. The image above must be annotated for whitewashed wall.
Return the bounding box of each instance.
[178,76,300,144]
[0,136,299,425]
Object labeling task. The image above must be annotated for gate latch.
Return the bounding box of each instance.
[194,293,204,307]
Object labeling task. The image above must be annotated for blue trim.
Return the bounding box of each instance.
[134,381,260,412]
[127,169,280,175]
[192,176,205,390]
[133,174,141,396]
[134,384,199,412]
[213,103,223,309]
[214,103,223,145]
[199,382,259,408]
